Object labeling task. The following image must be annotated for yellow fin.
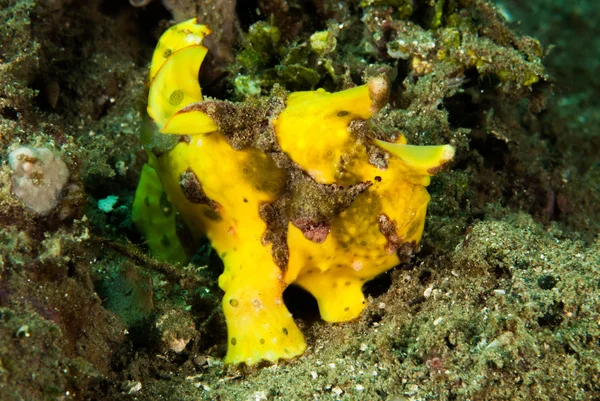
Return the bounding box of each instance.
[161,108,218,135]
[149,18,212,81]
[374,139,455,175]
[147,45,208,130]
[132,161,190,265]
[294,270,366,323]
[222,278,307,365]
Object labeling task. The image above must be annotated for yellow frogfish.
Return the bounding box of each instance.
[133,18,455,365]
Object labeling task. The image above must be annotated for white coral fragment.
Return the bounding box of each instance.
[8,146,69,215]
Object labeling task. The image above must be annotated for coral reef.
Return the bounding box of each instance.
[0,0,597,399]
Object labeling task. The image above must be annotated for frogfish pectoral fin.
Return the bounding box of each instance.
[374,139,455,176]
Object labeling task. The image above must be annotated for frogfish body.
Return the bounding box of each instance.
[133,19,454,365]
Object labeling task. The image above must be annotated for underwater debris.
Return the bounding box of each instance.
[8,146,69,215]
[130,0,152,7]
[155,308,197,353]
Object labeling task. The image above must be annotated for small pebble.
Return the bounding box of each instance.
[193,355,208,366]
[15,325,30,338]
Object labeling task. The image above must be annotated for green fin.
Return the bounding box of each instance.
[132,162,190,265]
